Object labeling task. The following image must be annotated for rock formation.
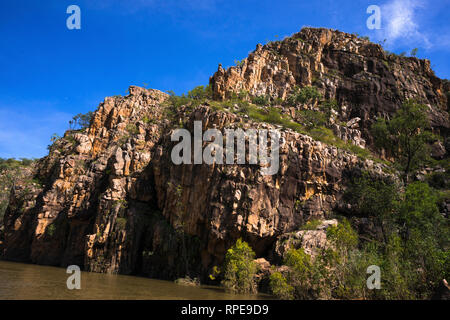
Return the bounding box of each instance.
[1,28,448,285]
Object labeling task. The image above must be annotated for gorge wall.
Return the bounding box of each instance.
[1,27,448,283]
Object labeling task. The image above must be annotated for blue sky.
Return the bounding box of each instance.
[1,0,449,159]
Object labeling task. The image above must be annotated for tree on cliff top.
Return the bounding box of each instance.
[69,111,93,130]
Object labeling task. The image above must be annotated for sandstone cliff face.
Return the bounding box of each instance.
[1,28,448,282]
[210,28,449,144]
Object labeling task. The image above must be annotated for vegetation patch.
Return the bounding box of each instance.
[221,238,259,294]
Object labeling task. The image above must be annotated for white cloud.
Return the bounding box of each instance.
[379,0,431,48]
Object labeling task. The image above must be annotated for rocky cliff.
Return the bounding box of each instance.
[1,27,449,284]
[211,28,449,144]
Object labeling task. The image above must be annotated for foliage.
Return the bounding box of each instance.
[166,85,213,111]
[222,238,259,294]
[341,175,449,299]
[46,224,56,237]
[251,95,270,106]
[187,85,213,100]
[234,59,245,67]
[167,90,191,109]
[50,133,61,143]
[269,271,294,299]
[69,111,93,130]
[125,123,139,135]
[287,86,322,105]
[272,179,448,300]
[115,217,127,230]
[0,158,35,171]
[427,171,448,189]
[299,109,327,129]
[327,219,358,255]
[209,265,221,281]
[319,99,338,119]
[371,100,434,183]
[278,247,327,299]
[344,172,400,240]
[300,219,322,230]
[0,158,36,224]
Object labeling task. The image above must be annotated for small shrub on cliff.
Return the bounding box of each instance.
[251,95,270,106]
[115,217,127,230]
[299,109,327,129]
[222,238,259,293]
[46,224,56,237]
[234,59,245,67]
[300,219,322,230]
[287,86,322,105]
[142,115,155,124]
[166,91,191,109]
[125,123,139,135]
[319,99,338,119]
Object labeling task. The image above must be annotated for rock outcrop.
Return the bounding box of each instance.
[1,28,448,284]
[210,27,449,146]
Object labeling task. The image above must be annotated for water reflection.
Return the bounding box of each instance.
[0,260,268,300]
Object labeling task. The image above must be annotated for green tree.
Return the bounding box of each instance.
[344,172,400,243]
[187,85,212,100]
[222,238,259,293]
[70,111,93,130]
[278,246,335,299]
[251,95,270,106]
[371,100,433,183]
[397,182,449,294]
[269,271,294,299]
[287,86,322,105]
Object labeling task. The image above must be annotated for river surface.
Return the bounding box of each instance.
[0,260,268,300]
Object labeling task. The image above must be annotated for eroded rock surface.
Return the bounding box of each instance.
[211,27,449,145]
[1,28,448,283]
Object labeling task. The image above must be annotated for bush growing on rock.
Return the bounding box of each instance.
[251,95,270,106]
[187,85,213,100]
[371,100,434,183]
[222,238,259,293]
[69,111,93,130]
[0,158,35,225]
[282,247,325,299]
[341,176,449,299]
[269,271,294,300]
[287,85,322,105]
